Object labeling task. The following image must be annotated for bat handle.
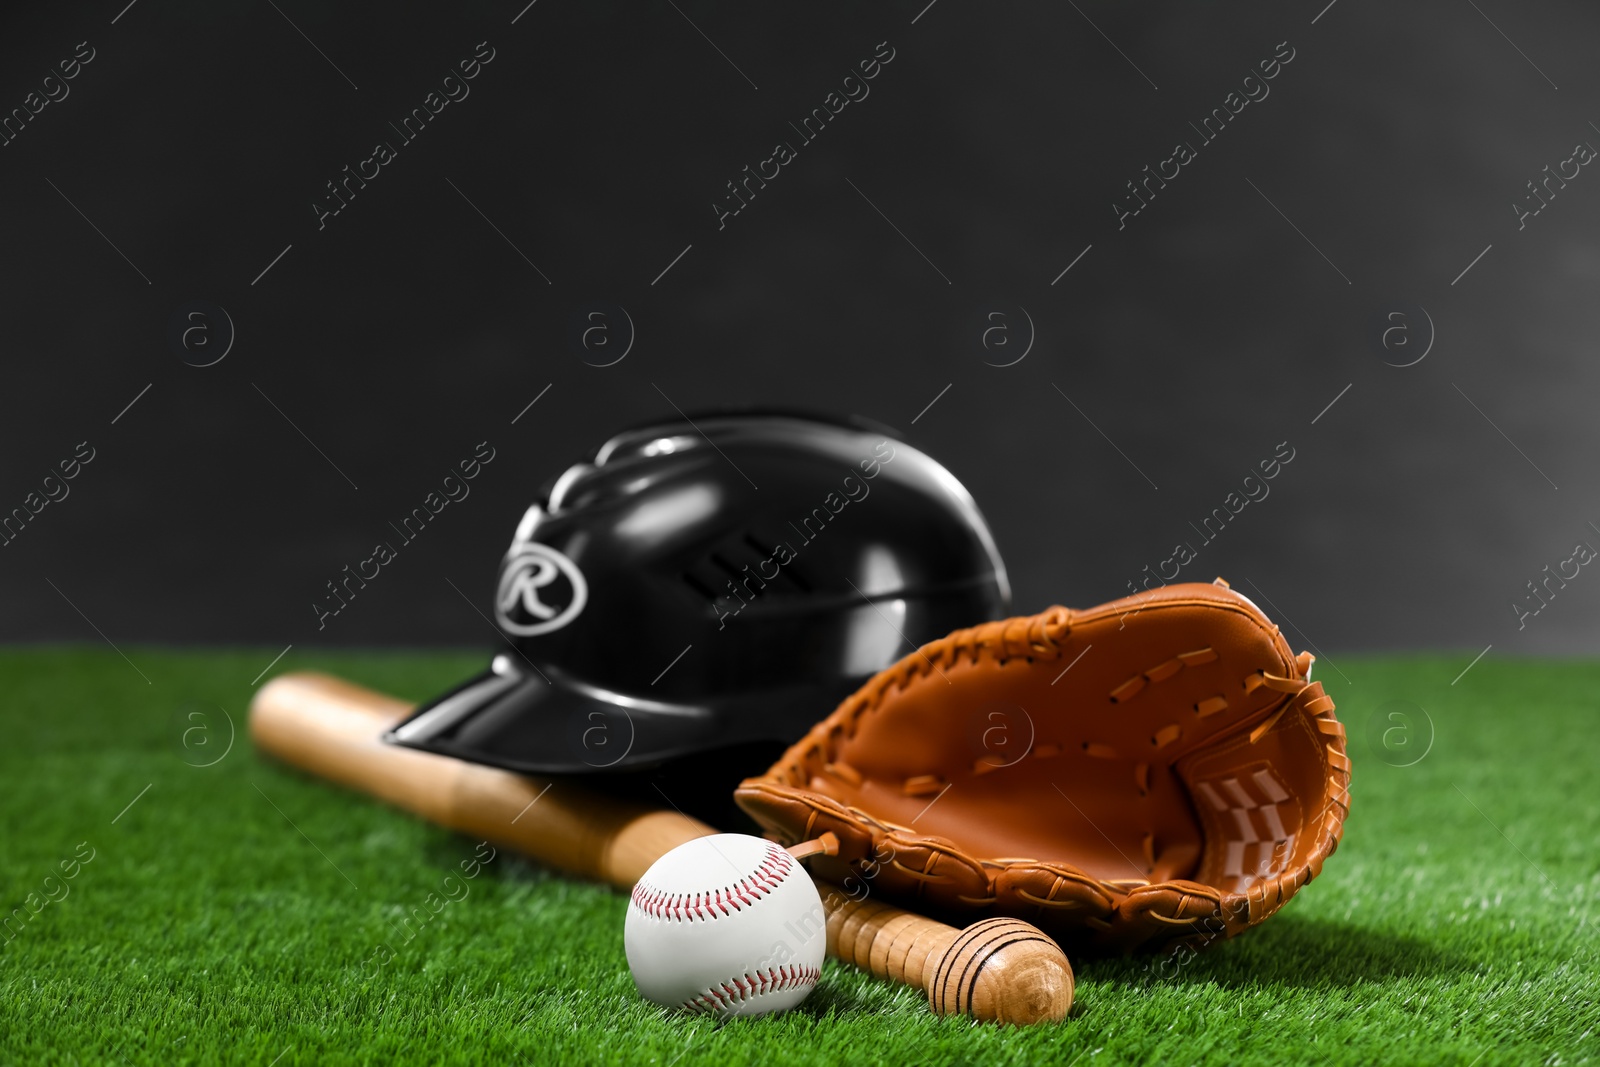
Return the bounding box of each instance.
[821,887,1074,1025]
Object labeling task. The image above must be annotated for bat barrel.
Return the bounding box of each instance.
[249,671,708,886]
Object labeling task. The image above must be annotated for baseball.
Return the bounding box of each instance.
[624,833,826,1016]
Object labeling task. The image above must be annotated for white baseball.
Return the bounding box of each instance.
[624,833,826,1017]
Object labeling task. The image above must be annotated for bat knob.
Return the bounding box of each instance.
[926,918,1075,1026]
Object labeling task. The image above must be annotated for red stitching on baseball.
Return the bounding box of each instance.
[630,844,796,923]
[678,964,822,1013]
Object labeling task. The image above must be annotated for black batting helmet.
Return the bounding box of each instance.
[385,411,1010,790]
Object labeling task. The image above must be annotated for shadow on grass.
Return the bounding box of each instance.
[1083,914,1471,991]
[793,979,907,1020]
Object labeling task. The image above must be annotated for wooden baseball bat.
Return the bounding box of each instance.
[248,671,1073,1025]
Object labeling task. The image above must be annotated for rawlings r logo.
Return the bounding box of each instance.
[495,545,588,636]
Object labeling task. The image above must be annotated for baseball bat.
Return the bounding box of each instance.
[248,671,1073,1025]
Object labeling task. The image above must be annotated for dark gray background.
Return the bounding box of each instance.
[1,0,1596,659]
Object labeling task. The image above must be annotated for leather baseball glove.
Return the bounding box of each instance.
[735,579,1350,954]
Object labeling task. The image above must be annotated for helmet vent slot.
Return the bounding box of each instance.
[782,563,812,594]
[681,571,719,602]
[741,532,812,594]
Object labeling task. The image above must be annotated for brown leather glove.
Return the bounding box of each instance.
[735,579,1350,954]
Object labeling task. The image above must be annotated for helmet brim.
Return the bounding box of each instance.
[384,651,766,775]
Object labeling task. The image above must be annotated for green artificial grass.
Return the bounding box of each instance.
[0,647,1595,1066]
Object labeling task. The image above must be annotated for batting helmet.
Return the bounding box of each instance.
[384,410,1010,796]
